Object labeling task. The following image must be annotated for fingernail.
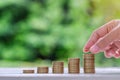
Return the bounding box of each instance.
[90,45,100,54]
[84,49,89,52]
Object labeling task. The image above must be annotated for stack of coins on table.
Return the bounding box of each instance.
[68,58,80,74]
[23,70,34,74]
[37,67,49,74]
[52,61,64,74]
[84,54,95,73]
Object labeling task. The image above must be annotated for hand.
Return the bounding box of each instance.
[83,20,120,58]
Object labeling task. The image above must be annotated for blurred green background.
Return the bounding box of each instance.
[0,0,120,67]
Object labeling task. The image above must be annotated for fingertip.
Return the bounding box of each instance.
[104,52,112,58]
[105,56,112,58]
[114,54,120,58]
[83,44,90,52]
[83,41,93,52]
[114,54,120,59]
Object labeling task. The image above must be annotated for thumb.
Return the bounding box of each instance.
[90,25,120,54]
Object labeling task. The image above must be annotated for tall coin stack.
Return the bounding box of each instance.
[84,54,95,73]
[68,58,80,74]
[37,67,49,74]
[52,61,64,74]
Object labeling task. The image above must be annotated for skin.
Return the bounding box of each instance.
[83,20,120,58]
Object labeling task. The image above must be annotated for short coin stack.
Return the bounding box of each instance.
[52,61,64,74]
[23,70,34,74]
[68,58,80,74]
[37,67,49,74]
[84,54,95,73]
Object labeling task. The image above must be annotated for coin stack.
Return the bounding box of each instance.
[68,58,80,74]
[23,70,34,74]
[84,54,95,73]
[52,61,64,74]
[37,67,49,74]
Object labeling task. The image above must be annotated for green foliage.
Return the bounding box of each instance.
[0,0,120,67]
[2,45,36,61]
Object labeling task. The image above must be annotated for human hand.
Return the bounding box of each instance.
[83,20,120,58]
